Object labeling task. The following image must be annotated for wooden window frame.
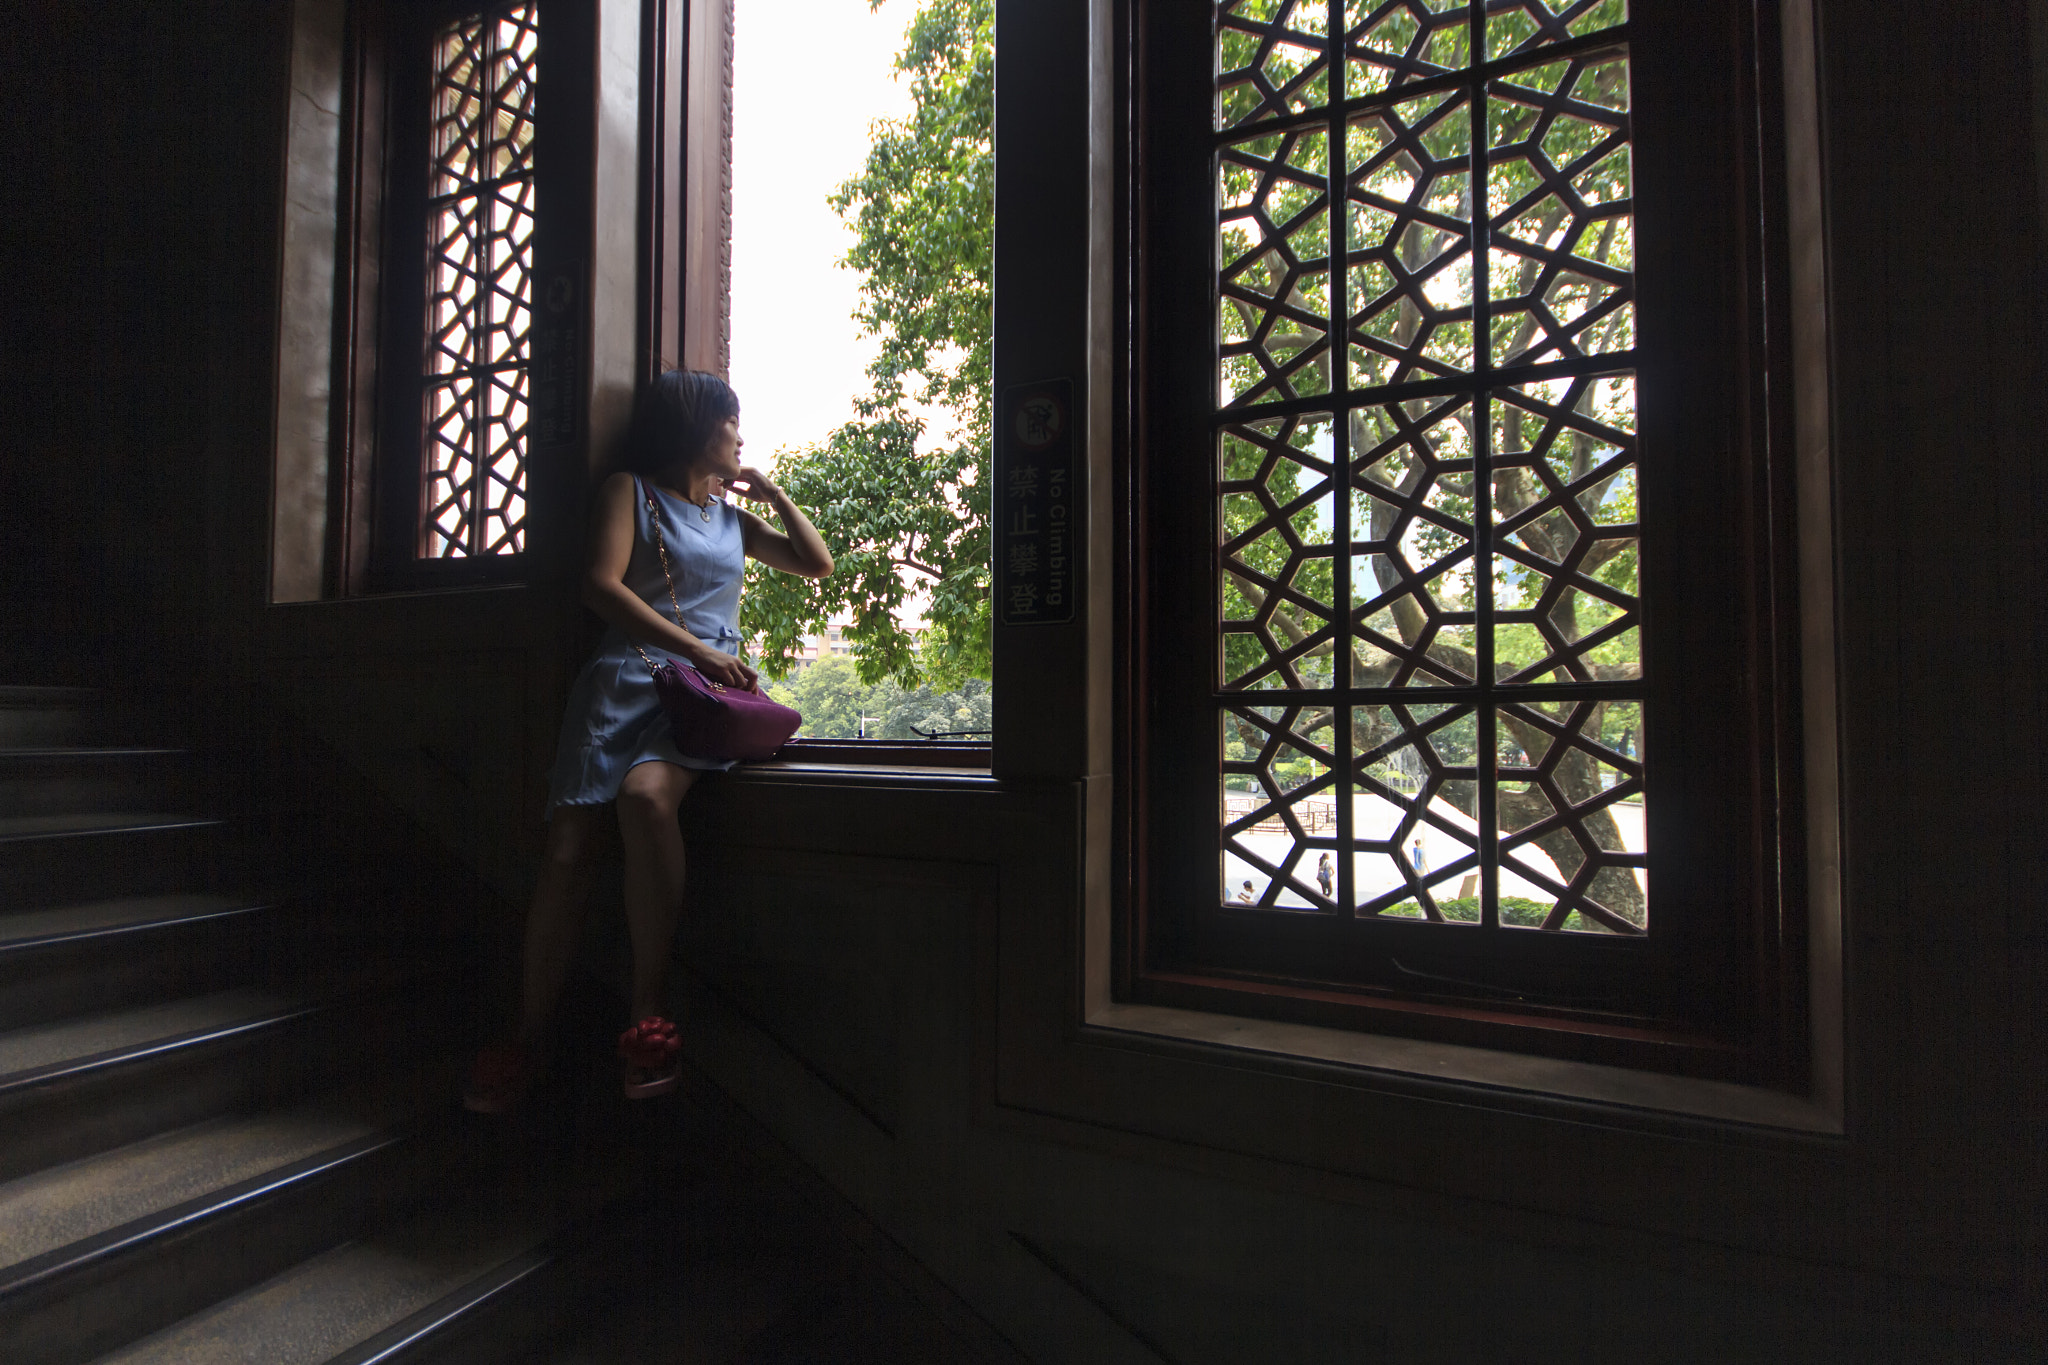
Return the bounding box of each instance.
[710,0,993,769]
[1118,0,1808,1087]
[642,0,732,381]
[326,0,727,598]
[340,0,585,591]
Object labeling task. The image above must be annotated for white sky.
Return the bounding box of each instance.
[729,0,915,470]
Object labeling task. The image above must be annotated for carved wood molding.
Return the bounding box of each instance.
[681,0,733,375]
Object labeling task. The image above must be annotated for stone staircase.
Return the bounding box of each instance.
[0,685,637,1363]
[0,684,1022,1364]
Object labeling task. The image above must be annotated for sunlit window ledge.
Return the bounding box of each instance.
[1083,1001,1845,1135]
[731,760,994,785]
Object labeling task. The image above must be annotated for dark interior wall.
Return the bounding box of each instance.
[2,0,2043,1360]
[1,0,275,685]
[1821,0,2047,1295]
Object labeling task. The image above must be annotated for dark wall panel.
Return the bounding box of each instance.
[1,0,275,682]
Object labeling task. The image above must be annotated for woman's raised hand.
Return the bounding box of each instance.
[724,466,781,503]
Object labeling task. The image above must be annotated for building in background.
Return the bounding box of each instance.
[778,605,928,674]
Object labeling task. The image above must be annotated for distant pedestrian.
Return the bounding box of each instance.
[1236,879,1256,904]
[1409,838,1428,877]
[1316,853,1333,898]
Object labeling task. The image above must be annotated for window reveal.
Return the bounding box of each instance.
[421,4,539,559]
[1214,1,1645,936]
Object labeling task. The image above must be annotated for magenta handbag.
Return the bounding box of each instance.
[633,480,802,761]
[648,658,801,761]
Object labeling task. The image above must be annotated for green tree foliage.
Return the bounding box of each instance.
[771,657,873,739]
[741,0,993,689]
[776,656,992,740]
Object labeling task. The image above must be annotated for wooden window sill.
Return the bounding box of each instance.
[731,759,995,787]
[1082,1000,1844,1134]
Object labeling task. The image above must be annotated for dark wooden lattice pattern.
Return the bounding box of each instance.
[1213,0,1646,936]
[421,4,538,558]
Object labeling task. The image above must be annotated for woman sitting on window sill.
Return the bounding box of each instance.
[464,369,833,1111]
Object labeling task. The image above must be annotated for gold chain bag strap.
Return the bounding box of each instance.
[632,479,803,761]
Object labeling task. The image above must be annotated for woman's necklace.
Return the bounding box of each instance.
[660,482,716,522]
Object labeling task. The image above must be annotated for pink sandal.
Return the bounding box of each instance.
[617,1017,682,1098]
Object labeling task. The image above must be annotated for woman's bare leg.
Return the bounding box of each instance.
[518,803,601,1045]
[615,761,699,1022]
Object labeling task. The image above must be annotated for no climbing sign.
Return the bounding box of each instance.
[996,379,1076,627]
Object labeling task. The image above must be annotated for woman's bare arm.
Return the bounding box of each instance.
[728,467,834,578]
[582,472,756,689]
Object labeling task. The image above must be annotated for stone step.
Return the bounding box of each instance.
[0,895,274,1033]
[0,812,220,844]
[86,1196,604,1365]
[0,895,259,949]
[0,688,105,749]
[0,1091,401,1280]
[0,1116,444,1365]
[0,747,193,818]
[0,813,229,909]
[0,972,457,1186]
[0,988,322,1184]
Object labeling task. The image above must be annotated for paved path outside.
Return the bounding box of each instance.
[1222,791,1646,913]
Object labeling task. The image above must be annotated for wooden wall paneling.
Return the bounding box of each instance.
[678,789,997,1193]
[1783,0,1846,1129]
[991,0,1098,784]
[1813,0,2045,1298]
[328,0,385,600]
[271,0,347,604]
[639,0,685,380]
[683,848,923,1134]
[1013,1233,1390,1365]
[268,650,537,901]
[591,0,650,466]
[679,0,732,374]
[203,0,301,681]
[686,769,2040,1357]
[674,785,1179,1365]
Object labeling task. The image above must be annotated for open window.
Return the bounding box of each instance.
[725,0,996,764]
[1123,0,1809,1085]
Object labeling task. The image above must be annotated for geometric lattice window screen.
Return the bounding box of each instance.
[422,4,537,558]
[1215,0,1645,935]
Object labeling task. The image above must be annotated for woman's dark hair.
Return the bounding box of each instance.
[618,369,740,476]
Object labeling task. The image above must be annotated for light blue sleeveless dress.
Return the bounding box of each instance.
[546,477,745,809]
